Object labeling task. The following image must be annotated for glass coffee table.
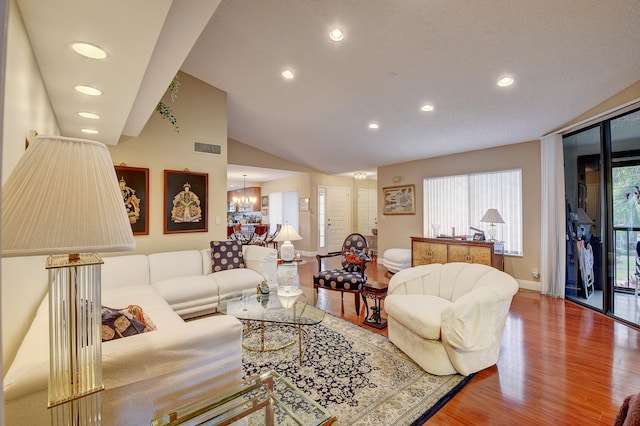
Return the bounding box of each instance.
[151,370,336,425]
[218,287,326,366]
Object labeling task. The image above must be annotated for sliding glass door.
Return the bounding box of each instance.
[563,107,640,326]
[563,126,604,311]
[609,109,640,324]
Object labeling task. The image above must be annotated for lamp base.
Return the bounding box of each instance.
[46,254,104,425]
[488,224,497,241]
[280,241,295,261]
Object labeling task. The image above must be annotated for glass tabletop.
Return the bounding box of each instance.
[218,288,326,326]
[151,370,336,425]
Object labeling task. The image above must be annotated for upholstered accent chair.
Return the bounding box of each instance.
[385,262,518,376]
[313,233,371,315]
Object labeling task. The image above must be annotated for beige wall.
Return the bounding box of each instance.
[378,140,541,282]
[2,0,58,185]
[1,1,60,370]
[109,71,228,254]
[556,80,640,131]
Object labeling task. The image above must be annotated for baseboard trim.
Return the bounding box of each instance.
[518,279,540,292]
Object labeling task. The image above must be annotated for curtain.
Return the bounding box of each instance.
[540,134,566,297]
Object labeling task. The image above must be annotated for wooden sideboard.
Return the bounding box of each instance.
[411,237,504,271]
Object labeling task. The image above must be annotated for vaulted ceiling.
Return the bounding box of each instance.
[18,0,640,175]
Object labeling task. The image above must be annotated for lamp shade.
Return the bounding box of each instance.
[576,208,594,224]
[273,223,302,242]
[480,208,505,224]
[2,135,135,256]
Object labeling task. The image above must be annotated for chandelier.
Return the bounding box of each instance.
[233,174,257,210]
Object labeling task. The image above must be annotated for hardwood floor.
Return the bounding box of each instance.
[296,257,640,425]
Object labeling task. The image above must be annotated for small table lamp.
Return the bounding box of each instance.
[273,223,302,261]
[2,136,135,425]
[480,208,505,241]
[576,208,594,240]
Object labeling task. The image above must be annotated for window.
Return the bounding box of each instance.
[423,169,523,255]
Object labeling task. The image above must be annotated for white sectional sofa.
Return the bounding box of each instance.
[3,244,277,425]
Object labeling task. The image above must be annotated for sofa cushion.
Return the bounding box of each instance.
[151,275,219,306]
[148,250,204,284]
[385,294,453,340]
[210,241,245,272]
[209,268,265,298]
[101,305,156,342]
[102,255,150,289]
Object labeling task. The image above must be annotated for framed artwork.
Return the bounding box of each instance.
[114,165,149,235]
[383,184,415,215]
[261,195,269,207]
[299,197,310,212]
[164,170,208,234]
[473,232,486,241]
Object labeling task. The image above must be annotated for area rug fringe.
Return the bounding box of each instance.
[241,313,473,425]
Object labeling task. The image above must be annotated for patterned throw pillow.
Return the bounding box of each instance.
[211,240,245,272]
[101,305,156,342]
[341,247,368,272]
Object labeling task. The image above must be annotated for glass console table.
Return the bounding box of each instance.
[151,370,336,425]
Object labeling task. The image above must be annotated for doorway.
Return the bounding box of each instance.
[318,186,351,253]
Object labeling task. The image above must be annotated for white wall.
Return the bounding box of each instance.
[1,0,59,372]
[2,0,58,184]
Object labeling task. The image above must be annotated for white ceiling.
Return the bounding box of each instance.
[17,0,640,177]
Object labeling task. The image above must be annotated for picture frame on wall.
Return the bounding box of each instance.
[382,184,416,215]
[114,165,149,235]
[164,170,208,234]
[299,197,310,212]
[261,195,269,207]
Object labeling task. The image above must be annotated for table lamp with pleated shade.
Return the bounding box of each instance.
[273,223,302,261]
[2,135,135,424]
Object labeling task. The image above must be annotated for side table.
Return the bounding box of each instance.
[361,281,388,329]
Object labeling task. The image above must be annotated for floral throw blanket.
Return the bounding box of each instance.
[101,305,157,342]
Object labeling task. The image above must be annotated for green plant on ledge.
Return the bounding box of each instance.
[156,75,180,133]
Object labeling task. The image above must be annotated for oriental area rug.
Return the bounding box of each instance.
[241,314,474,425]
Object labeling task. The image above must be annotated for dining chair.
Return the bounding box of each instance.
[265,224,282,249]
[250,224,269,246]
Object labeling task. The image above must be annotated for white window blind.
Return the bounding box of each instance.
[423,169,523,255]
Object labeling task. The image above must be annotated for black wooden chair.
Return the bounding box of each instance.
[313,233,371,315]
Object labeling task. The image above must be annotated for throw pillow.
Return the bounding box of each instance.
[211,240,245,272]
[341,247,368,272]
[102,304,156,342]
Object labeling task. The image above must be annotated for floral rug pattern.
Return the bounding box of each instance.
[242,314,470,425]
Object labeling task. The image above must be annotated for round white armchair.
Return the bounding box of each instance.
[385,262,519,376]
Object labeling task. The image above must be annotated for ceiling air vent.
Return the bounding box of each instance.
[193,141,221,155]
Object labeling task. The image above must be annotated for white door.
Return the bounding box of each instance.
[357,188,377,235]
[326,186,351,252]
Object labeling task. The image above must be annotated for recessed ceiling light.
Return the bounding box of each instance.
[78,111,100,119]
[368,122,379,130]
[75,85,102,96]
[71,42,107,59]
[497,76,514,87]
[329,28,344,42]
[81,128,99,134]
[282,69,294,79]
[420,104,434,112]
